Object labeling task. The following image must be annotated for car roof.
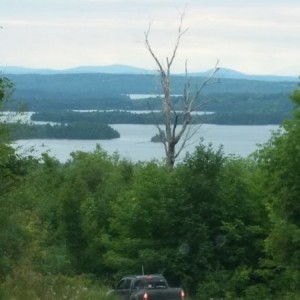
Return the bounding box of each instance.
[123,274,164,280]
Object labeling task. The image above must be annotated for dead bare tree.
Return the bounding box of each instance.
[144,12,219,169]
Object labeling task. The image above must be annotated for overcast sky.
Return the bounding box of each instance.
[0,0,299,75]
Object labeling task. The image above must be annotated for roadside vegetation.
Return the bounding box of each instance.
[0,271,115,300]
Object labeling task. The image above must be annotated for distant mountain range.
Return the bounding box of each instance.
[0,64,298,82]
[192,68,298,82]
[0,65,153,75]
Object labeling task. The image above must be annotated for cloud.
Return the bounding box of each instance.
[0,0,299,75]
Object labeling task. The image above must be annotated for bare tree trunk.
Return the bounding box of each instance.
[144,12,218,169]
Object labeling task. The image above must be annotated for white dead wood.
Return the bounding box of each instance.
[144,11,219,169]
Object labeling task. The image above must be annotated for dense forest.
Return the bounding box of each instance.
[1,75,300,299]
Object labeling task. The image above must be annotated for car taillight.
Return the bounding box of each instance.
[143,292,148,300]
[180,289,185,298]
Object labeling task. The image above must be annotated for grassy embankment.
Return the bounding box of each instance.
[0,269,116,300]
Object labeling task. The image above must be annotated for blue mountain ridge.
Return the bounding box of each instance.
[0,64,298,82]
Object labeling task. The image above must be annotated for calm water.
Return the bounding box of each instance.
[13,124,279,163]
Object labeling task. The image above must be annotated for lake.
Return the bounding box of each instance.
[13,124,279,163]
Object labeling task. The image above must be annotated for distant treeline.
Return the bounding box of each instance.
[203,111,292,125]
[6,73,297,98]
[4,73,296,113]
[7,122,120,140]
[31,109,292,125]
[2,73,296,126]
[31,110,164,124]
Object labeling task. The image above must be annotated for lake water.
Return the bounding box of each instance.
[13,124,279,163]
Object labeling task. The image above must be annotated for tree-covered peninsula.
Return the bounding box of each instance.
[6,122,120,140]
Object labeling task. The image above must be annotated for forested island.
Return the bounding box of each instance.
[31,107,292,126]
[6,122,120,140]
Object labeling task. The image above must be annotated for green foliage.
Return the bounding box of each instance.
[104,161,183,276]
[0,154,40,279]
[100,143,270,298]
[0,77,27,279]
[254,81,300,297]
[0,77,14,154]
[0,76,14,106]
[55,147,134,274]
[256,83,300,262]
[173,145,269,297]
[0,268,114,300]
[0,207,25,279]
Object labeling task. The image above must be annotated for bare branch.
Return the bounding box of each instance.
[168,10,189,68]
[175,123,202,159]
[183,60,191,108]
[146,101,168,153]
[156,123,168,153]
[144,23,165,76]
[188,59,220,111]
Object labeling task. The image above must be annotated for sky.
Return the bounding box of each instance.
[0,0,299,76]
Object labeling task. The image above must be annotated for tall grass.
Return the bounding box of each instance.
[0,268,115,300]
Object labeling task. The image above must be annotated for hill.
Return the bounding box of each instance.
[1,64,298,82]
[5,73,297,98]
[193,68,298,82]
[0,64,153,75]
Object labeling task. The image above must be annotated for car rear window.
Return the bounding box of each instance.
[144,280,167,289]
